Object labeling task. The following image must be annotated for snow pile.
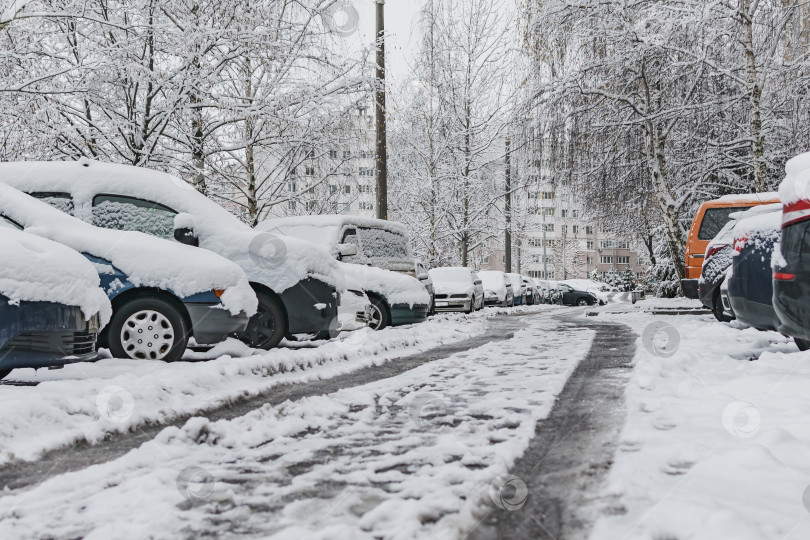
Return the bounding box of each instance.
[0,184,257,316]
[0,312,488,466]
[339,262,429,306]
[589,307,810,540]
[0,312,592,539]
[0,228,111,323]
[478,270,508,301]
[0,160,345,294]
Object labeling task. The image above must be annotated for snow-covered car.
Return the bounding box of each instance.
[561,279,608,305]
[0,184,256,363]
[726,207,782,332]
[428,267,484,313]
[478,270,514,307]
[506,273,525,305]
[522,276,540,305]
[558,283,598,306]
[0,159,344,349]
[258,216,430,330]
[332,274,372,335]
[0,226,111,379]
[546,279,563,304]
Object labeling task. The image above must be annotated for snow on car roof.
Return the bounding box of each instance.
[714,192,779,203]
[0,160,345,294]
[258,215,409,237]
[429,267,473,282]
[0,184,256,316]
[733,207,782,236]
[779,152,810,226]
[0,227,111,323]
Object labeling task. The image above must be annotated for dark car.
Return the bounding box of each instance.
[0,227,108,379]
[559,283,598,306]
[726,209,782,331]
[699,204,782,322]
[0,160,342,349]
[0,185,255,363]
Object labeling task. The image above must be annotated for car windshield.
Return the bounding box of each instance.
[358,228,409,259]
[698,207,751,240]
[430,268,471,283]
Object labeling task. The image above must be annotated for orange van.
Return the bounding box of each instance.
[681,192,779,298]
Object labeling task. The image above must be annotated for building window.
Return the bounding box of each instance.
[287,182,296,192]
[305,166,314,176]
[542,223,554,232]
[359,184,372,193]
[543,208,554,217]
[343,150,351,159]
[329,150,338,159]
[587,241,594,250]
[561,224,567,235]
[560,209,568,218]
[586,225,594,235]
[617,256,630,264]
[560,193,568,202]
[572,225,579,234]
[541,191,555,200]
[288,201,296,210]
[545,239,555,247]
[600,256,613,264]
[330,184,338,194]
[572,210,579,218]
[344,185,351,194]
[306,201,316,211]
[359,202,374,210]
[359,167,374,177]
[483,255,490,263]
[587,256,594,265]
[344,203,351,212]
[307,148,316,159]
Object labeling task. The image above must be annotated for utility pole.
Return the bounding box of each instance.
[505,136,512,273]
[375,0,388,220]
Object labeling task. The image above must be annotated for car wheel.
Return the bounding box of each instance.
[237,290,286,350]
[796,338,810,351]
[368,296,390,331]
[712,288,733,323]
[108,297,189,362]
[577,298,589,307]
[0,369,10,380]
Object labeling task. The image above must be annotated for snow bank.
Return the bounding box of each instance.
[0,228,111,323]
[0,312,488,466]
[0,184,256,316]
[0,160,345,294]
[588,310,810,540]
[340,262,429,306]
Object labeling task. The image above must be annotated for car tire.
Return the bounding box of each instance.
[712,288,733,323]
[107,297,189,362]
[796,338,810,351]
[0,369,10,380]
[368,296,390,331]
[577,298,589,307]
[237,290,287,350]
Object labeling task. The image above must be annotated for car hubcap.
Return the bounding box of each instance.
[369,304,384,330]
[578,299,588,306]
[120,310,174,360]
[243,303,276,348]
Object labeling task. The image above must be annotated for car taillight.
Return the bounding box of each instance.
[705,244,727,259]
[732,233,748,255]
[214,289,225,298]
[774,272,796,281]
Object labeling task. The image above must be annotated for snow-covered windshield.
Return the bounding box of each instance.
[91,196,176,240]
[358,227,409,259]
[429,268,472,283]
[30,192,74,215]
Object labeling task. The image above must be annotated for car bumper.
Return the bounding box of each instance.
[280,278,339,335]
[681,279,700,299]
[773,275,810,341]
[0,300,99,370]
[184,303,249,345]
[337,291,372,332]
[728,295,779,331]
[390,303,430,326]
[433,297,472,312]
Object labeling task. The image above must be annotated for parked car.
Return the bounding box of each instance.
[726,207,782,331]
[478,271,514,307]
[773,152,810,350]
[259,216,430,330]
[561,279,608,305]
[545,279,564,304]
[0,226,110,379]
[522,277,540,305]
[558,283,598,306]
[0,184,256,362]
[699,204,781,322]
[415,261,435,314]
[0,159,345,349]
[682,192,779,298]
[506,273,526,306]
[428,267,484,313]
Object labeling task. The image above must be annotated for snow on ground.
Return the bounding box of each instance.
[587,298,810,540]
[0,309,532,467]
[0,309,590,540]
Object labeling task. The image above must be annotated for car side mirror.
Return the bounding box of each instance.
[474,280,482,285]
[337,243,358,259]
[174,227,199,247]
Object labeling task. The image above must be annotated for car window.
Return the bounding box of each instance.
[560,284,573,292]
[781,220,810,264]
[0,215,23,230]
[30,192,74,215]
[698,207,750,241]
[92,194,177,239]
[358,227,409,258]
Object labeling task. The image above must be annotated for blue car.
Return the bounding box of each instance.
[0,227,110,379]
[0,185,256,363]
[726,206,782,331]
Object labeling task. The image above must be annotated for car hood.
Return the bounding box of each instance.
[433,282,475,296]
[338,262,429,307]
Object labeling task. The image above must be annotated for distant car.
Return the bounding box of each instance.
[558,283,598,306]
[682,192,779,298]
[506,273,526,306]
[726,208,782,331]
[773,153,810,350]
[0,159,344,349]
[700,204,781,322]
[259,216,429,330]
[0,185,256,363]
[428,267,484,313]
[415,261,435,314]
[0,226,110,379]
[545,279,563,304]
[522,277,540,305]
[478,270,514,307]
